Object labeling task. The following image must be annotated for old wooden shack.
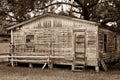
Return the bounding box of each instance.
[7,14,120,72]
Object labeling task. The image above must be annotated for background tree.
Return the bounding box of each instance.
[0,0,119,33]
[64,0,120,33]
[94,0,120,32]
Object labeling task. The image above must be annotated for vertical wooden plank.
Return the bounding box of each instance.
[49,18,53,68]
[72,31,75,70]
[11,30,13,50]
[96,25,99,72]
[11,30,14,67]
[84,28,87,66]
[29,63,33,68]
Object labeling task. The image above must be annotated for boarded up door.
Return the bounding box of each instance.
[74,30,86,65]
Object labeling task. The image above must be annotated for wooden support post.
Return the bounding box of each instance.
[48,56,53,69]
[72,30,75,71]
[11,54,14,67]
[48,42,53,69]
[29,63,33,68]
[48,63,53,69]
[95,66,99,72]
[72,64,74,71]
[96,24,99,72]
[11,30,14,67]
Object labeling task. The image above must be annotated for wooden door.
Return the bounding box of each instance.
[74,30,86,65]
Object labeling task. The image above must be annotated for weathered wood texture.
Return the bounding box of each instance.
[11,14,99,67]
[0,43,10,54]
[86,25,98,66]
[0,34,10,54]
[98,28,119,63]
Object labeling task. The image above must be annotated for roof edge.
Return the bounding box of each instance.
[7,13,52,30]
[7,13,98,30]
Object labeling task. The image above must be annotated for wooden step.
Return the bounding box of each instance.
[75,52,85,54]
[75,61,85,65]
[74,65,85,68]
[75,55,85,58]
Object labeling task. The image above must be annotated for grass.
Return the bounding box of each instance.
[0,63,120,80]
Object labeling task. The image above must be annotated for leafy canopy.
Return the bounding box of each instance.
[0,0,120,32]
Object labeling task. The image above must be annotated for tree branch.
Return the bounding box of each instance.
[39,2,80,10]
[87,0,99,8]
[74,0,84,7]
[72,10,82,14]
[7,13,21,22]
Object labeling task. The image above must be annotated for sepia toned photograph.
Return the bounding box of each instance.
[0,0,120,80]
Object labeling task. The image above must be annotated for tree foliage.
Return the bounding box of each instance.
[94,0,120,32]
[0,0,120,33]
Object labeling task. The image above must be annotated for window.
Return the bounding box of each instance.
[104,34,107,52]
[26,35,34,43]
[26,35,35,52]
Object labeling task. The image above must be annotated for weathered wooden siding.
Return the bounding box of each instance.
[13,15,98,66]
[98,28,119,62]
[52,17,98,66]
[13,17,73,64]
[117,35,120,57]
[86,24,98,66]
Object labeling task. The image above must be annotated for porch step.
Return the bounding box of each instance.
[73,60,86,71]
[75,61,85,65]
[75,55,85,58]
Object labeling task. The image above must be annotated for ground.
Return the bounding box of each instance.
[0,63,120,80]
